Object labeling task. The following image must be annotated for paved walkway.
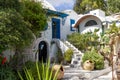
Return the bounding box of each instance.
[93,70,117,80]
[62,66,118,80]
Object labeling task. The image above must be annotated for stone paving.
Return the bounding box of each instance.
[62,66,118,80]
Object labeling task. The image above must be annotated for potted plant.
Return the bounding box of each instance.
[82,48,104,70]
[64,49,73,64]
[83,60,94,71]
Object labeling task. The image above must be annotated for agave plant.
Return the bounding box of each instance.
[18,60,60,80]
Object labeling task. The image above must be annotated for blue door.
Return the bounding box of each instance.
[52,18,60,39]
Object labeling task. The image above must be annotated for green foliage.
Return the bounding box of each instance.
[73,0,82,14]
[21,0,47,37]
[9,53,25,70]
[67,30,100,51]
[18,60,59,80]
[0,0,47,52]
[0,65,18,80]
[0,0,22,12]
[107,0,120,15]
[56,49,64,64]
[64,49,73,63]
[74,0,106,14]
[82,48,104,70]
[0,57,2,64]
[105,23,120,35]
[74,0,120,14]
[100,34,110,45]
[0,9,33,50]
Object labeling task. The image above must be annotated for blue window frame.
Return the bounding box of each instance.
[70,19,75,31]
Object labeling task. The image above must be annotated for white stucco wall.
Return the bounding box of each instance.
[50,43,58,60]
[90,9,105,17]
[42,10,79,40]
[36,16,69,61]
[3,49,15,61]
[78,16,102,35]
[62,10,78,40]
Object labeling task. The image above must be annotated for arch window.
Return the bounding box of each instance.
[85,20,97,27]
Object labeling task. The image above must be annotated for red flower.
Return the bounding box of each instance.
[1,57,7,65]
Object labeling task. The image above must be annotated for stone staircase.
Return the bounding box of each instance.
[64,41,83,68]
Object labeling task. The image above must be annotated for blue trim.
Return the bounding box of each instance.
[46,9,68,18]
[52,18,60,39]
[70,19,75,31]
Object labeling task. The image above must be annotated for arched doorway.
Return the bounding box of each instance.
[38,41,47,63]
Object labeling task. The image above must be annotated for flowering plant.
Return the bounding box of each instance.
[0,51,7,65]
[0,56,6,65]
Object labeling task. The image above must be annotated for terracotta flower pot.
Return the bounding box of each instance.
[83,60,94,71]
[52,65,64,80]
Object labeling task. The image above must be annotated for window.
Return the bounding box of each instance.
[94,13,96,15]
[70,19,75,31]
[85,20,97,27]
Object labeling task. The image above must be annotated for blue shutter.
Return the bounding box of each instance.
[70,19,75,31]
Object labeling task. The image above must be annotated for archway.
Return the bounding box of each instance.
[38,41,47,63]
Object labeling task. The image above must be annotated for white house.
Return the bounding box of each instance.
[32,0,78,62]
[74,9,106,35]
[4,0,119,63]
[33,2,109,62]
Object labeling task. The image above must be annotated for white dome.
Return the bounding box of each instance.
[36,0,56,11]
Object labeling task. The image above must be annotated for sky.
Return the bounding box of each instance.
[46,0,76,11]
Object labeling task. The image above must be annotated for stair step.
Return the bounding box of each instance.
[73,54,82,58]
[70,64,74,68]
[64,41,83,68]
[73,60,78,64]
[69,64,81,68]
[74,54,81,56]
[77,57,81,60]
[73,51,80,53]
[69,46,75,49]
[72,49,77,51]
[73,60,81,65]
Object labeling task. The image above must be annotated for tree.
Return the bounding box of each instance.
[0,9,33,52]
[0,0,47,69]
[106,0,120,15]
[73,0,82,14]
[0,0,22,12]
[0,0,47,52]
[73,0,107,14]
[21,0,47,37]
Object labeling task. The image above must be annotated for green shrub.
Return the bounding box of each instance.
[18,60,59,80]
[67,30,100,51]
[56,49,64,64]
[64,49,73,63]
[0,65,18,80]
[19,61,40,80]
[82,48,104,70]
